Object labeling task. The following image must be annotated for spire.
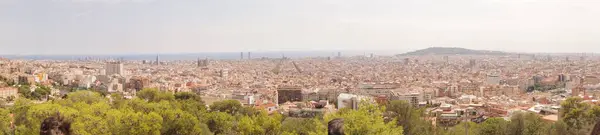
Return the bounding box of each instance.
[197,57,201,67]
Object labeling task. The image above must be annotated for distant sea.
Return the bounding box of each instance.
[0,50,406,60]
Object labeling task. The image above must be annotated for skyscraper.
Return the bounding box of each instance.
[156,54,160,65]
[469,59,476,67]
[248,52,251,59]
[240,52,244,59]
[205,58,210,66]
[443,56,449,63]
[337,52,341,57]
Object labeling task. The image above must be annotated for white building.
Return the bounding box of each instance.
[486,73,501,85]
[220,69,229,78]
[105,62,124,76]
[337,93,371,109]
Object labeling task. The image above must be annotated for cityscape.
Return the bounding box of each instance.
[1,47,600,134]
[3,0,600,135]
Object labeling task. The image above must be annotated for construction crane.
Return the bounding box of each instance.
[271,57,304,74]
[292,61,303,73]
[271,58,285,74]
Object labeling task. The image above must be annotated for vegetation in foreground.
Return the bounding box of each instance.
[0,88,599,135]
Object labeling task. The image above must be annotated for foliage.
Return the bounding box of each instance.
[6,89,210,135]
[385,100,433,135]
[206,111,235,134]
[444,121,477,135]
[506,112,549,135]
[324,101,404,135]
[281,118,319,135]
[560,97,599,134]
[477,117,507,135]
[137,88,175,102]
[18,85,51,100]
[4,91,600,135]
[175,92,205,103]
[210,100,243,115]
[522,112,548,135]
[0,108,11,135]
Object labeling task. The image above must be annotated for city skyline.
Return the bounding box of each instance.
[2,0,600,54]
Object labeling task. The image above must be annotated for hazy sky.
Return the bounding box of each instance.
[1,0,600,55]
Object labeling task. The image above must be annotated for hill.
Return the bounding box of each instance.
[397,47,508,56]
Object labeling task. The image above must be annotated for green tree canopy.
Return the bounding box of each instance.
[210,100,243,115]
[477,117,507,135]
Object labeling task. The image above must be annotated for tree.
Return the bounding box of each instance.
[210,100,243,115]
[175,99,207,120]
[253,111,282,135]
[17,85,32,99]
[137,88,174,102]
[523,112,548,135]
[237,115,264,135]
[281,118,319,135]
[10,98,33,126]
[72,114,110,135]
[0,108,11,135]
[33,86,51,100]
[160,109,206,135]
[548,120,568,135]
[174,92,204,103]
[560,97,598,134]
[19,103,79,135]
[444,121,477,135]
[110,93,127,109]
[70,102,112,135]
[386,100,433,135]
[325,101,404,135]
[206,112,235,134]
[115,111,163,135]
[507,112,525,135]
[66,90,106,104]
[477,118,507,135]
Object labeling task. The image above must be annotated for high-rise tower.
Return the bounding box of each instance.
[156,54,160,65]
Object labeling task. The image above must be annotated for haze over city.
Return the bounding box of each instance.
[2,0,600,55]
